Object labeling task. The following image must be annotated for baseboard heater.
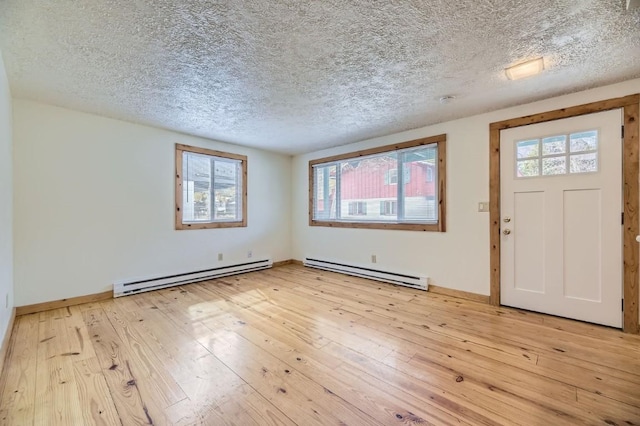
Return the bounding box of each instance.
[303,257,428,291]
[113,258,272,297]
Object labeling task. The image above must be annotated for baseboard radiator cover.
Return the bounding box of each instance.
[113,258,273,297]
[303,257,428,291]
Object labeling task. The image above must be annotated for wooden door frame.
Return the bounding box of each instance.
[489,94,640,333]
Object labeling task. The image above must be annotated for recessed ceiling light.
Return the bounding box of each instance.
[505,57,545,80]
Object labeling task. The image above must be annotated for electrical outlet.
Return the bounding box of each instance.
[218,253,223,261]
[248,250,253,258]
[371,254,377,263]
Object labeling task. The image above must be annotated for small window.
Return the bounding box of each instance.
[380,200,397,216]
[310,134,446,232]
[385,169,398,185]
[348,201,367,216]
[426,168,434,182]
[515,130,598,178]
[385,168,410,185]
[175,144,247,230]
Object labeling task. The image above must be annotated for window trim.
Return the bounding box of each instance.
[175,143,248,230]
[308,134,446,232]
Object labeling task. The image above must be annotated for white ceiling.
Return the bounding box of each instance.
[1,1,639,154]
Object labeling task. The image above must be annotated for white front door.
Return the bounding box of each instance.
[500,109,623,328]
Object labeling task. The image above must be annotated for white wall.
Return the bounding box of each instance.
[10,78,640,313]
[13,100,292,306]
[0,51,13,343]
[292,78,640,296]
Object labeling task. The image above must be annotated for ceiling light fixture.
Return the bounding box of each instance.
[439,95,456,105]
[505,57,545,80]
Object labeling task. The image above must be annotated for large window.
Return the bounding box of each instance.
[309,135,446,231]
[175,144,247,230]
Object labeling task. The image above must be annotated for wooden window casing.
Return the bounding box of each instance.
[175,144,248,230]
[489,94,639,334]
[308,134,446,232]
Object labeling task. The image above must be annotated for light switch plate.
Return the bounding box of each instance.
[478,202,489,212]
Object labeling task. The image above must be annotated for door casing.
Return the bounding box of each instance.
[489,94,640,334]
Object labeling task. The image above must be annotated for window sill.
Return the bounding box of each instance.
[176,220,247,230]
[309,219,444,232]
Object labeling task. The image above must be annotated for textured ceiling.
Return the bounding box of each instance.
[1,0,639,154]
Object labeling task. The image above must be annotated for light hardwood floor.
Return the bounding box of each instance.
[1,265,640,425]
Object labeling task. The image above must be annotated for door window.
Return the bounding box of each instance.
[515,130,598,178]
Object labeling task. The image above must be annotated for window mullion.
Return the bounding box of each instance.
[538,139,543,177]
[335,162,342,220]
[397,153,405,221]
[210,159,216,221]
[565,135,570,174]
[323,166,330,219]
[236,162,242,220]
[185,153,190,203]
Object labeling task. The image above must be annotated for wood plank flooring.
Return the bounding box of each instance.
[1,264,640,425]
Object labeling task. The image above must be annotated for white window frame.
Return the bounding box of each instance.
[426,167,434,182]
[348,201,367,216]
[515,129,599,179]
[386,169,398,185]
[380,200,397,216]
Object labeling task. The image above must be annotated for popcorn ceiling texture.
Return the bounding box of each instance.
[0,0,639,154]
